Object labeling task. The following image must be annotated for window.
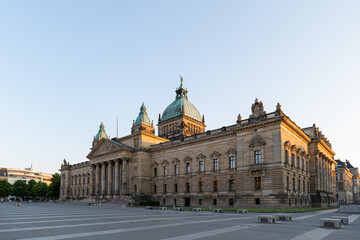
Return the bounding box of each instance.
[229,199,234,206]
[186,163,191,174]
[213,199,217,205]
[255,177,261,189]
[163,184,167,193]
[255,198,260,205]
[134,184,137,193]
[153,185,157,194]
[174,165,178,175]
[296,156,300,169]
[339,182,343,190]
[254,150,261,164]
[186,183,190,193]
[303,181,305,192]
[164,166,168,176]
[174,183,178,193]
[229,179,235,191]
[229,156,235,169]
[173,199,177,205]
[199,182,203,192]
[154,168,157,177]
[293,178,295,190]
[163,199,165,205]
[291,154,295,166]
[198,199,202,205]
[199,161,204,172]
[213,158,219,171]
[285,150,289,164]
[286,177,289,190]
[213,181,218,191]
[301,158,305,170]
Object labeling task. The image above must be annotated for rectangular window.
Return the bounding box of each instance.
[153,185,157,194]
[163,184,167,193]
[255,198,260,205]
[186,183,190,193]
[164,166,168,176]
[285,150,289,164]
[199,161,204,172]
[174,165,178,175]
[213,158,219,171]
[134,184,137,193]
[286,177,289,190]
[186,163,191,174]
[229,156,235,169]
[174,183,178,193]
[213,181,218,191]
[293,178,295,190]
[154,168,157,177]
[163,199,165,205]
[173,199,177,205]
[339,182,343,190]
[198,199,202,205]
[254,150,261,164]
[213,199,217,205]
[255,177,261,189]
[229,199,234,206]
[229,179,235,191]
[296,156,300,168]
[199,181,203,192]
[291,154,295,166]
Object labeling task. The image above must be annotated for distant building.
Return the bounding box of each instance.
[60,78,339,209]
[335,159,359,204]
[0,165,53,185]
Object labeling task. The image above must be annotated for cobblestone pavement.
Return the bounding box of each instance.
[0,202,359,240]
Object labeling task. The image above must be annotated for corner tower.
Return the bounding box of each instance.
[92,122,109,147]
[131,103,155,135]
[158,76,205,140]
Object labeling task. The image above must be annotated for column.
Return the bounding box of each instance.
[122,160,127,194]
[90,165,95,196]
[114,160,119,195]
[95,163,100,196]
[107,161,113,196]
[101,162,106,196]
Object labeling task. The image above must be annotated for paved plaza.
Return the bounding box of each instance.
[0,202,359,240]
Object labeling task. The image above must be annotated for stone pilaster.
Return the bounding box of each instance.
[90,164,95,197]
[101,162,106,196]
[114,160,119,196]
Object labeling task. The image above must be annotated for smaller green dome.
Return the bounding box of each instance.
[134,103,152,126]
[94,122,108,141]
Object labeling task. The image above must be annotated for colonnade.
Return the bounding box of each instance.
[89,158,130,199]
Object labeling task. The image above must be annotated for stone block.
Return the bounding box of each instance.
[159,207,167,210]
[258,215,276,224]
[145,206,154,210]
[213,209,223,213]
[276,214,292,221]
[237,209,248,213]
[320,218,341,229]
[174,207,184,211]
[331,216,349,225]
[192,208,202,212]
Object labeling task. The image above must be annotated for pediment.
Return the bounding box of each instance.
[87,139,132,159]
[249,135,266,148]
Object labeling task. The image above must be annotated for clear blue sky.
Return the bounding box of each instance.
[1,1,359,174]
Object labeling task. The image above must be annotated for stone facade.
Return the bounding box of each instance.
[335,159,359,204]
[60,79,338,209]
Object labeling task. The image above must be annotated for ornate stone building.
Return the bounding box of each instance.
[60,78,337,208]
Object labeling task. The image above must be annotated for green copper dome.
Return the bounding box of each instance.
[161,77,202,123]
[134,103,152,126]
[95,122,108,141]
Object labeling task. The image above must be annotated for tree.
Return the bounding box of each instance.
[27,179,37,197]
[48,173,60,199]
[33,182,48,198]
[13,180,29,199]
[0,179,12,197]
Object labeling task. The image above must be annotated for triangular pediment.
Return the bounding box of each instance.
[87,139,133,159]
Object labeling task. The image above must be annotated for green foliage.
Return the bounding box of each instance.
[139,199,160,206]
[33,181,48,198]
[0,179,12,197]
[27,179,37,197]
[47,173,60,199]
[13,180,29,198]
